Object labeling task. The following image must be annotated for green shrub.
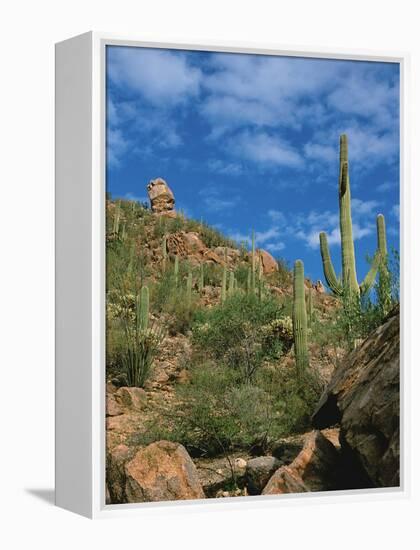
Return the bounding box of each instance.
[192,293,287,382]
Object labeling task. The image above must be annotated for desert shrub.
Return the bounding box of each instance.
[151,267,201,335]
[146,359,323,458]
[192,293,287,382]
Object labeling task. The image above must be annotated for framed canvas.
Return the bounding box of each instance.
[55,32,409,518]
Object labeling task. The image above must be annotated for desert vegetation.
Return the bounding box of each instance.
[105,135,400,503]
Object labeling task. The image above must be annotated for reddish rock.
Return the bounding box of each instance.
[106,444,133,504]
[106,394,123,417]
[258,249,278,275]
[115,387,147,411]
[125,441,205,503]
[262,431,340,495]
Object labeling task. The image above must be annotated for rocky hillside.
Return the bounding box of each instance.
[105,178,399,504]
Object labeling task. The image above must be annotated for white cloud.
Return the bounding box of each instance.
[255,227,281,245]
[108,47,202,106]
[265,241,285,253]
[230,131,303,169]
[377,181,397,193]
[207,159,243,176]
[392,204,400,219]
[107,128,129,167]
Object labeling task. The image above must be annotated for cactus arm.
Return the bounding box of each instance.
[359,252,380,296]
[319,232,343,296]
[359,214,388,296]
[293,260,309,378]
[251,230,256,292]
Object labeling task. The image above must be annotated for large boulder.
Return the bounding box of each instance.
[262,431,340,495]
[313,306,400,488]
[125,441,205,503]
[106,444,134,504]
[258,249,278,275]
[147,178,175,215]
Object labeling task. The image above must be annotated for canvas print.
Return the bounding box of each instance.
[105,45,400,505]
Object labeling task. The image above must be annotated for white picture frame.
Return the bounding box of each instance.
[55,31,410,519]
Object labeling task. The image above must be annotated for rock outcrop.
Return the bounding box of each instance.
[313,305,400,488]
[147,178,175,216]
[125,441,205,503]
[262,430,340,495]
[257,249,278,275]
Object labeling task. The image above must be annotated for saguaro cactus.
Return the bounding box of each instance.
[186,270,193,306]
[307,287,313,328]
[319,134,386,297]
[293,260,309,378]
[162,235,167,272]
[251,230,256,293]
[113,200,121,235]
[228,271,235,297]
[221,265,227,304]
[174,255,179,286]
[199,263,204,292]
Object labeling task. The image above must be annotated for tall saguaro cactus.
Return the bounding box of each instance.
[293,260,309,378]
[319,134,386,297]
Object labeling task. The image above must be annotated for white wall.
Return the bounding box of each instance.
[1,1,418,548]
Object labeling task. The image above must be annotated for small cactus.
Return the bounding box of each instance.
[228,271,235,297]
[113,200,121,235]
[221,265,227,304]
[162,235,167,272]
[174,255,179,286]
[293,260,309,379]
[186,270,193,306]
[251,230,256,293]
[199,263,204,292]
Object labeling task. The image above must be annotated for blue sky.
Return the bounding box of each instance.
[106,46,399,284]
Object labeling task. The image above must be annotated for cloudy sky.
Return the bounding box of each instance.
[106,45,400,283]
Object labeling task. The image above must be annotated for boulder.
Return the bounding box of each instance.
[125,441,205,503]
[106,394,123,417]
[114,387,147,411]
[314,280,325,293]
[313,306,400,488]
[245,456,281,495]
[262,431,340,495]
[106,444,134,504]
[147,178,175,215]
[258,249,278,275]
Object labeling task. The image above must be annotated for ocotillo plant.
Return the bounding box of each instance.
[174,255,179,287]
[162,235,167,272]
[319,134,386,298]
[221,264,227,304]
[186,270,193,306]
[293,260,309,379]
[137,285,149,332]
